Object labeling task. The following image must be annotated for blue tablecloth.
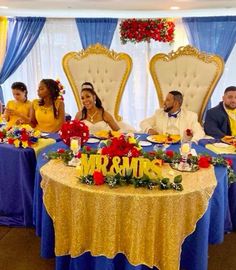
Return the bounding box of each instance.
[199,138,236,231]
[34,135,229,270]
[0,132,60,227]
[0,144,36,226]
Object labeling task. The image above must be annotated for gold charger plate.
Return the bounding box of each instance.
[147,134,180,144]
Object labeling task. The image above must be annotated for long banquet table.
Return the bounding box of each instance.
[0,143,36,226]
[199,138,236,231]
[34,136,229,270]
[0,135,59,227]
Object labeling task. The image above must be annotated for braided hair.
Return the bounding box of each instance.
[80,82,104,120]
[11,82,28,102]
[39,79,60,118]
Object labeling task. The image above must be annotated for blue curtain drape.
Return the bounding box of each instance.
[75,18,118,49]
[182,16,236,111]
[182,16,236,62]
[0,17,46,103]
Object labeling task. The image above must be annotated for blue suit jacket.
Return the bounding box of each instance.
[204,102,231,139]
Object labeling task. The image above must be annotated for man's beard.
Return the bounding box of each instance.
[164,106,173,113]
[224,103,236,110]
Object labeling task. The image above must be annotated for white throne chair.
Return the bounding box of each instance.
[62,43,135,132]
[149,45,224,122]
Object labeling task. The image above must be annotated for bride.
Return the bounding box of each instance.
[75,82,120,134]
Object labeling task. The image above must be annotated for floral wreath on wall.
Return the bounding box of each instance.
[120,18,175,44]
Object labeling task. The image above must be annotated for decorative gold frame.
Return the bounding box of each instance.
[149,45,224,121]
[62,43,132,121]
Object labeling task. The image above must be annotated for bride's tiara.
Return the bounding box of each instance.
[81,84,93,90]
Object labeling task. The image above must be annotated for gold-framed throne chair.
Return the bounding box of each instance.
[62,43,135,132]
[149,45,224,123]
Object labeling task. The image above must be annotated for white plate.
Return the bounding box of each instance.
[213,142,233,148]
[87,138,100,144]
[139,140,152,147]
[41,132,49,137]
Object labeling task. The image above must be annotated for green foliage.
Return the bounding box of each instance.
[79,172,183,191]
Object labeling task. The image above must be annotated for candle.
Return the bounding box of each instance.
[181,143,190,154]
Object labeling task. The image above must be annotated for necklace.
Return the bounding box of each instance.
[88,111,98,123]
[39,105,52,114]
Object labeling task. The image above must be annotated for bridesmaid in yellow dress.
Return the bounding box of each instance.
[30,79,65,133]
[4,82,31,127]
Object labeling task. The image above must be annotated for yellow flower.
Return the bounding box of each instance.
[34,130,41,137]
[21,124,32,132]
[22,141,28,148]
[128,137,137,144]
[14,139,20,148]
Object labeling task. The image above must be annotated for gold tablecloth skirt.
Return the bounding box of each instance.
[41,160,217,270]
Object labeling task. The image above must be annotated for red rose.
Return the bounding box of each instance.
[225,158,233,167]
[198,156,210,168]
[8,138,14,144]
[76,152,81,158]
[93,171,104,185]
[85,146,91,151]
[186,129,193,137]
[57,148,65,153]
[166,150,174,158]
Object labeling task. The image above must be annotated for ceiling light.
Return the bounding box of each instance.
[0,6,8,9]
[170,6,180,10]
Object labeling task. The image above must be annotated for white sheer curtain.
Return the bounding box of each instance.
[111,18,189,129]
[2,18,236,129]
[2,18,82,118]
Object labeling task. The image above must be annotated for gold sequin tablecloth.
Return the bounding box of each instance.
[40,160,217,270]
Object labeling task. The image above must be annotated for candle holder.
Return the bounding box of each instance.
[179,140,192,170]
[68,136,81,166]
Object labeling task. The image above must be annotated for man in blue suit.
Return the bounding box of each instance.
[204,86,236,138]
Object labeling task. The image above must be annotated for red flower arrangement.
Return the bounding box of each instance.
[58,119,89,146]
[120,18,175,44]
[100,134,141,158]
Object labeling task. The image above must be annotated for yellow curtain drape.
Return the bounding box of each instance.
[0,17,8,69]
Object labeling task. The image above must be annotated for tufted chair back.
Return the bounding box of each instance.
[62,43,132,122]
[149,45,224,122]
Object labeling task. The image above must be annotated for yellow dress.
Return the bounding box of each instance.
[33,99,63,133]
[6,100,31,128]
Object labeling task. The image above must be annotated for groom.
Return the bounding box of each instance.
[140,90,205,142]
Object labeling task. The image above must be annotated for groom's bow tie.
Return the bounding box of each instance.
[168,110,181,118]
[168,113,177,118]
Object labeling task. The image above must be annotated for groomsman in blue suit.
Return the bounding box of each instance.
[140,90,205,141]
[204,86,236,139]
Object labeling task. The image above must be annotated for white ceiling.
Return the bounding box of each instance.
[1,0,236,17]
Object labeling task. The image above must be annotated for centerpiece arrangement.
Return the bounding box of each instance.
[58,119,89,146]
[6,124,41,148]
[46,133,183,191]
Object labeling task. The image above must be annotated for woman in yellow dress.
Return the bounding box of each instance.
[4,82,31,127]
[30,79,65,133]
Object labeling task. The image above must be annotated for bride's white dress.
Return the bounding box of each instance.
[82,120,110,134]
